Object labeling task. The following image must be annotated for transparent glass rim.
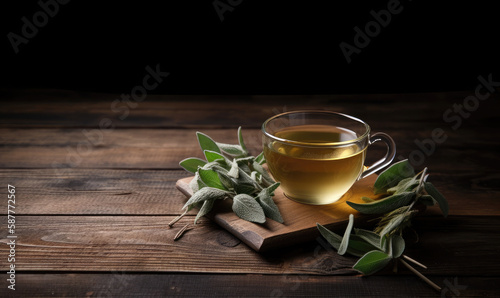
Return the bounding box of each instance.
[261,110,371,147]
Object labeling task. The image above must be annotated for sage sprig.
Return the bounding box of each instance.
[317,159,449,291]
[175,127,283,229]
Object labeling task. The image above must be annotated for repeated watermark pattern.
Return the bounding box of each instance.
[399,73,498,167]
[7,0,71,54]
[51,64,169,181]
[340,0,410,64]
[213,0,243,22]
[441,277,467,297]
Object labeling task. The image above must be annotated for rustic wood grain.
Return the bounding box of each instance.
[1,89,498,129]
[1,168,499,216]
[4,274,494,297]
[0,89,499,296]
[0,215,499,276]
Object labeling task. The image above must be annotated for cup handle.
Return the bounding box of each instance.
[358,132,396,180]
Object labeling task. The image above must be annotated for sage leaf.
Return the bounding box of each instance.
[189,171,206,192]
[257,183,283,223]
[378,212,406,237]
[204,150,226,163]
[255,151,266,165]
[347,192,416,214]
[183,187,228,209]
[419,194,437,206]
[316,224,371,257]
[387,176,419,195]
[353,250,392,275]
[197,132,221,154]
[216,143,246,157]
[338,214,354,255]
[354,228,382,249]
[194,198,216,224]
[198,168,226,190]
[391,234,405,258]
[228,159,239,178]
[179,158,206,173]
[317,223,342,250]
[424,182,449,217]
[232,194,266,223]
[237,126,248,155]
[374,159,415,194]
[361,197,375,203]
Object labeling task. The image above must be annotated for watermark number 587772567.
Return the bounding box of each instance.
[7,184,17,291]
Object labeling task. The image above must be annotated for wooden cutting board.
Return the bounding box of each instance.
[176,175,381,252]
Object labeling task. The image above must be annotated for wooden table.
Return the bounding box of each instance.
[1,89,499,297]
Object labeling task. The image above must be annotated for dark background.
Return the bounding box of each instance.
[1,1,499,95]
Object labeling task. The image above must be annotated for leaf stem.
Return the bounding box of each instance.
[402,254,427,269]
[174,223,194,241]
[168,208,189,228]
[400,259,441,292]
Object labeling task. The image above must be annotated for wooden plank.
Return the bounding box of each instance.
[1,89,498,129]
[4,273,495,297]
[0,215,499,275]
[0,169,192,215]
[0,168,499,216]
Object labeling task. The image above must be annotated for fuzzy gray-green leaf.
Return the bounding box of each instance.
[353,250,392,275]
[391,234,405,258]
[354,228,382,249]
[179,158,207,173]
[374,159,415,194]
[232,194,266,223]
[194,198,216,224]
[338,214,355,255]
[237,126,248,155]
[198,168,226,190]
[424,182,449,217]
[257,185,283,223]
[183,187,228,209]
[197,132,221,154]
[347,192,416,215]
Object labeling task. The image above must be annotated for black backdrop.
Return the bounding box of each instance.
[2,1,499,95]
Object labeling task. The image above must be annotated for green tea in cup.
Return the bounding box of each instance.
[262,111,395,205]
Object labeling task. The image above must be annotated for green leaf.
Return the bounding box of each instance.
[237,126,248,155]
[317,223,342,250]
[204,150,226,163]
[189,172,206,192]
[419,194,437,206]
[257,183,283,223]
[198,168,226,190]
[255,151,266,165]
[424,182,449,217]
[194,198,216,224]
[354,228,382,249]
[232,194,266,223]
[361,197,375,203]
[183,187,228,209]
[353,250,392,275]
[378,212,407,237]
[197,132,221,154]
[317,224,373,257]
[347,192,416,215]
[391,234,405,258]
[179,158,207,173]
[374,160,415,194]
[338,214,355,255]
[387,176,419,195]
[228,159,239,178]
[216,143,246,157]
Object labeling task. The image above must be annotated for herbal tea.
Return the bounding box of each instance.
[264,124,366,205]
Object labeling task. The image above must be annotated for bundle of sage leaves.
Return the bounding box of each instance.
[317,159,449,291]
[175,127,283,231]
